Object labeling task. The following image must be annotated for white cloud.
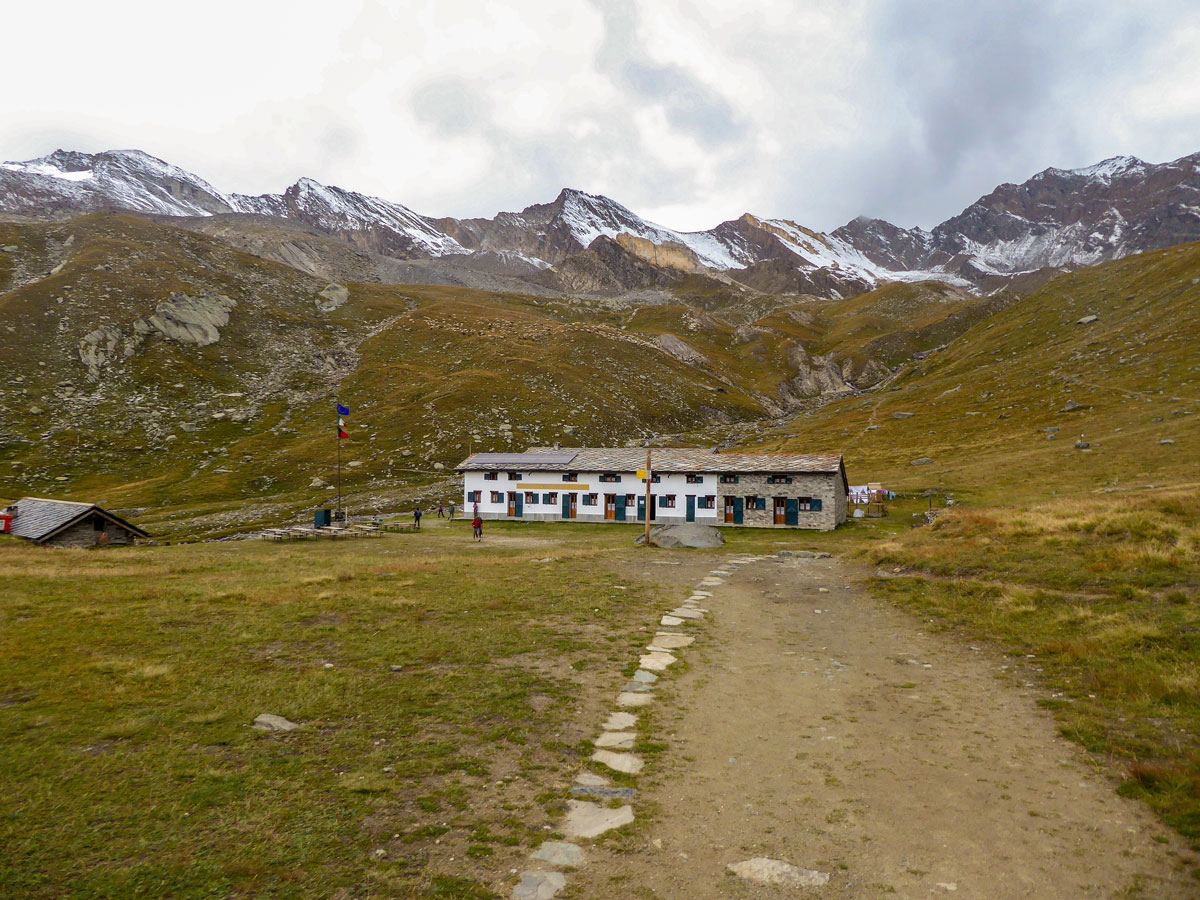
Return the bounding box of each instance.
[1,0,1198,231]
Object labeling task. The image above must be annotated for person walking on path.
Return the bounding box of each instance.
[448,502,456,520]
[413,507,423,530]
[437,502,444,518]
[471,515,483,541]
[473,500,479,517]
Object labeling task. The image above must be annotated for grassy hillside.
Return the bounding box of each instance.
[0,214,1004,537]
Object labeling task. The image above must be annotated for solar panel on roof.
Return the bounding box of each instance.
[468,452,578,465]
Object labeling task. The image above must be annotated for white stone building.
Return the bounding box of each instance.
[457,448,848,530]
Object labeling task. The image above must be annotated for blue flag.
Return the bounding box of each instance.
[337,403,350,416]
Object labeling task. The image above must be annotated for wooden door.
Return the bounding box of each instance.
[724,496,734,523]
[569,493,578,519]
[507,492,516,517]
[604,494,616,520]
[773,497,786,525]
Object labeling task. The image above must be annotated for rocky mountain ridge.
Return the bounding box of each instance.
[3,148,1199,297]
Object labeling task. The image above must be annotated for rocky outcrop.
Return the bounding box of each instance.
[653,333,707,366]
[78,325,124,379]
[614,233,705,274]
[147,293,237,345]
[317,283,349,311]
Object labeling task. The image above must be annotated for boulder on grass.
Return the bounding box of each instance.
[634,524,724,549]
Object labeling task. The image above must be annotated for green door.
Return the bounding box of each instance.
[686,495,696,522]
[733,497,744,525]
[615,494,627,521]
[785,498,799,526]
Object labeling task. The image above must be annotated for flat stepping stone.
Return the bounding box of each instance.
[595,731,635,749]
[632,669,658,683]
[710,570,732,576]
[651,633,694,649]
[575,772,610,786]
[660,615,684,626]
[622,680,653,693]
[699,578,723,586]
[563,799,635,839]
[602,711,636,731]
[727,858,830,887]
[531,841,585,867]
[592,749,643,774]
[513,870,566,899]
[691,590,712,597]
[570,784,636,800]
[669,608,704,619]
[639,651,676,671]
[617,691,652,707]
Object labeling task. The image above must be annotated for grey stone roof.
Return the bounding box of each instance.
[7,497,148,543]
[457,448,845,477]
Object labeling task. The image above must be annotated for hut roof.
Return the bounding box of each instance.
[6,498,149,544]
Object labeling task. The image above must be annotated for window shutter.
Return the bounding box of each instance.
[811,498,822,511]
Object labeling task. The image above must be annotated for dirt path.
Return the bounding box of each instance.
[566,554,1196,899]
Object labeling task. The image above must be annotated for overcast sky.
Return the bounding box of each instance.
[3,0,1199,231]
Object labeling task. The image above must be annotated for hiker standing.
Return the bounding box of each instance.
[413,507,423,529]
[448,502,456,520]
[437,502,444,518]
[473,500,479,517]
[471,515,483,541]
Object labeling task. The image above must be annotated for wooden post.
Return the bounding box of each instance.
[643,448,652,547]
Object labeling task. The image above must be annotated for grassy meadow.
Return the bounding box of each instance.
[0,518,871,900]
[0,522,669,899]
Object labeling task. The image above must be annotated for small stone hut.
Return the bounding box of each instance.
[4,498,149,548]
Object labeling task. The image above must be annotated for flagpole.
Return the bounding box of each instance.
[336,404,342,520]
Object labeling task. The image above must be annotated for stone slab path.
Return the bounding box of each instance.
[562,554,1197,899]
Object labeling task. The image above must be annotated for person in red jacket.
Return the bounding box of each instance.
[471,515,483,541]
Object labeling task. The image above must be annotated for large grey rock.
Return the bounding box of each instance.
[635,523,724,549]
[530,841,585,867]
[512,870,566,899]
[253,713,299,732]
[911,457,934,466]
[892,411,914,419]
[727,858,830,887]
[317,283,349,311]
[78,325,124,378]
[563,799,635,839]
[148,293,237,346]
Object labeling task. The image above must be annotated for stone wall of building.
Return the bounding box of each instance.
[716,472,844,531]
[46,516,136,548]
